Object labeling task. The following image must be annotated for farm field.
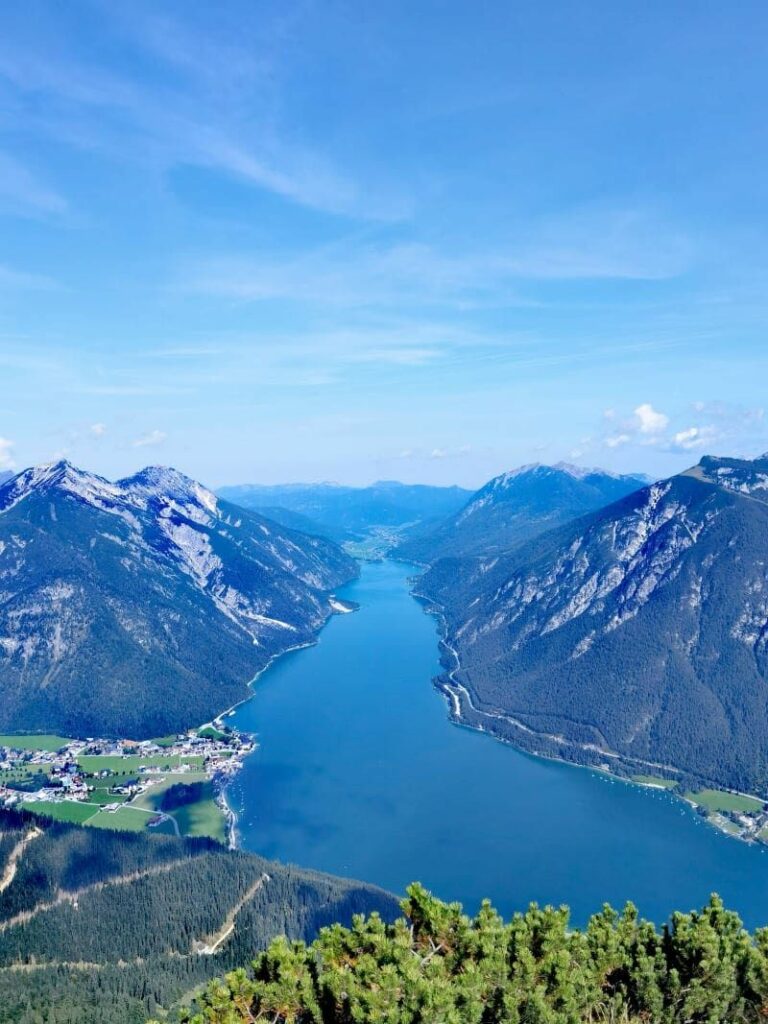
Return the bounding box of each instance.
[23,800,99,824]
[684,789,765,814]
[0,735,74,752]
[87,806,155,832]
[77,753,204,774]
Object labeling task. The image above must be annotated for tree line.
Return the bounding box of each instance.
[167,883,768,1024]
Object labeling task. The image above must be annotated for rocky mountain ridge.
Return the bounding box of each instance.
[418,454,768,792]
[0,461,357,737]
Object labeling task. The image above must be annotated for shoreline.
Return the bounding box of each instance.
[409,576,768,847]
[214,594,358,849]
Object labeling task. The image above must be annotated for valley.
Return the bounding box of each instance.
[227,558,768,931]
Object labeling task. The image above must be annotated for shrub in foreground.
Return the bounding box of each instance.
[151,883,768,1023]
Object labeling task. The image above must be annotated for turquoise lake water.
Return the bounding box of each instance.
[229,559,768,927]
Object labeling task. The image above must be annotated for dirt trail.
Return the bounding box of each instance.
[0,828,42,895]
[0,855,195,933]
[194,872,270,955]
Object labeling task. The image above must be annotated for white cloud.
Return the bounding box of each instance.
[634,403,669,436]
[605,433,631,449]
[0,437,15,470]
[89,422,107,438]
[594,400,768,462]
[670,426,719,451]
[132,429,167,448]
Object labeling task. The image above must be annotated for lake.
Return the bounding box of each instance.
[229,559,768,928]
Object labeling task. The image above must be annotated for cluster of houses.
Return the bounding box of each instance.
[0,727,255,813]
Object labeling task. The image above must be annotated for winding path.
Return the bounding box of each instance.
[0,827,42,895]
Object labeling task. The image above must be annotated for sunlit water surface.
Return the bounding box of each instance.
[229,560,768,927]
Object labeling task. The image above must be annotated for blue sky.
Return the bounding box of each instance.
[1,0,767,488]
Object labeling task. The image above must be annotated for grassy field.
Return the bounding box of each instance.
[197,725,226,741]
[0,765,51,783]
[130,772,225,841]
[149,735,182,747]
[87,806,154,832]
[130,771,208,812]
[127,771,225,839]
[22,800,99,824]
[631,775,678,789]
[78,753,204,774]
[685,789,765,814]
[0,734,73,752]
[85,789,125,805]
[166,780,226,842]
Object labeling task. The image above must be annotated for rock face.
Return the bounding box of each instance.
[419,455,768,793]
[0,461,358,738]
[396,463,647,564]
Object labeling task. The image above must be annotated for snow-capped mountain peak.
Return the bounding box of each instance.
[118,466,220,521]
[0,460,123,515]
[0,461,357,738]
[0,461,221,525]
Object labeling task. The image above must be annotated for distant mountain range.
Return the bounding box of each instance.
[397,463,648,564]
[418,454,768,794]
[217,480,472,543]
[0,462,357,738]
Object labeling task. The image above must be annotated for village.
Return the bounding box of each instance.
[0,724,255,843]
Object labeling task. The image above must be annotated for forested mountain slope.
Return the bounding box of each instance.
[0,462,357,738]
[0,808,397,1024]
[397,462,647,564]
[218,480,472,542]
[418,454,768,793]
[160,883,768,1024]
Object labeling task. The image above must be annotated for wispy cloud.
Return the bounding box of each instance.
[500,206,692,281]
[0,437,15,470]
[182,209,690,313]
[132,429,167,448]
[0,153,68,218]
[0,264,60,291]
[0,8,407,220]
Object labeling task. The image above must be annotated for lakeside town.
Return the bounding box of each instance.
[0,724,255,845]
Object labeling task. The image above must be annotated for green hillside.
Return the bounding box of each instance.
[419,456,768,794]
[0,808,397,1024]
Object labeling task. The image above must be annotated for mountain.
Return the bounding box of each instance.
[397,463,648,564]
[217,480,473,542]
[0,472,12,487]
[0,461,357,738]
[418,454,768,793]
[0,807,397,1024]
